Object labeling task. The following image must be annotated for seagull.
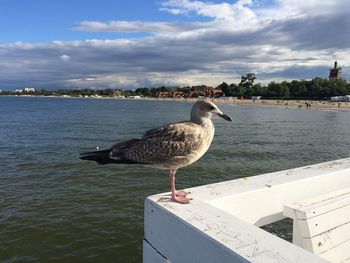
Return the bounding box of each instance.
[80,100,232,204]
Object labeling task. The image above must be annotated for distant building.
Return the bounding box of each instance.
[24,87,35,93]
[191,87,223,98]
[156,91,185,98]
[330,95,350,102]
[156,86,223,98]
[113,90,124,97]
[329,61,342,80]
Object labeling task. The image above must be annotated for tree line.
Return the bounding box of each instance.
[1,73,350,100]
[217,73,350,100]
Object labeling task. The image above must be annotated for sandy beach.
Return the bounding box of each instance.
[214,98,350,110]
[3,95,350,111]
[150,97,350,111]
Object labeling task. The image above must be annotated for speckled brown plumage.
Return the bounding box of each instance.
[109,122,207,169]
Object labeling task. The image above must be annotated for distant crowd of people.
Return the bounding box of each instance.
[296,101,311,109]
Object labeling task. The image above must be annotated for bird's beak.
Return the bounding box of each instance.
[217,111,232,121]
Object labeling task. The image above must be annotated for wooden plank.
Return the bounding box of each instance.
[301,221,350,254]
[287,187,350,208]
[285,187,350,220]
[318,239,350,263]
[296,204,350,237]
[296,191,350,220]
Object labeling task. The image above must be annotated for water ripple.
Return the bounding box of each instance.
[1,97,350,262]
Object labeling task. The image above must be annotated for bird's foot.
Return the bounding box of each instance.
[175,190,191,197]
[172,195,192,204]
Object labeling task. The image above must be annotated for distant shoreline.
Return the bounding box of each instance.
[2,94,350,111]
[214,98,350,111]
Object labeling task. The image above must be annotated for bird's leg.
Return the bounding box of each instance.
[169,170,192,204]
[171,170,191,197]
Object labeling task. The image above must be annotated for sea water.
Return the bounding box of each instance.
[1,96,349,262]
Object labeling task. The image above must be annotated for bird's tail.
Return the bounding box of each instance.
[80,139,143,165]
[79,149,113,165]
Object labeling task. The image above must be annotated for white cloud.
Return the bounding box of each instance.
[275,0,349,16]
[160,0,259,31]
[75,20,204,33]
[161,0,254,18]
[1,0,350,90]
[60,54,70,62]
[75,0,261,36]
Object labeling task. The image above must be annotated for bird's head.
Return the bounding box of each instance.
[191,100,232,124]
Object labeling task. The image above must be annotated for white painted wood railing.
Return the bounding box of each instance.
[284,187,350,263]
[144,157,350,263]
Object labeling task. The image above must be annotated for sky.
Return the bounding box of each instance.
[1,0,350,90]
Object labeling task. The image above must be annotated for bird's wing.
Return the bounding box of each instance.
[109,138,143,163]
[114,122,202,164]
